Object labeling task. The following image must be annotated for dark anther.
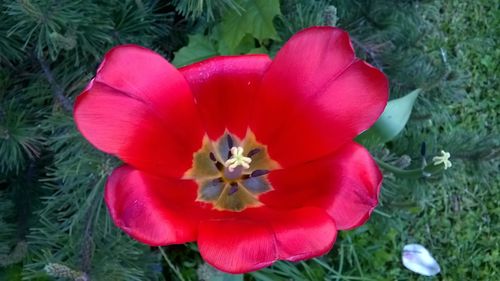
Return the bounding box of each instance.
[247,148,261,158]
[250,169,269,177]
[420,142,426,156]
[209,152,217,162]
[228,182,238,195]
[226,134,234,148]
[226,135,234,159]
[215,162,224,171]
[209,152,224,171]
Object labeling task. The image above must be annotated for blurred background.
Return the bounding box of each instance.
[0,0,498,280]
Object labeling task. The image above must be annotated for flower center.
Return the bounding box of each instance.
[185,131,279,211]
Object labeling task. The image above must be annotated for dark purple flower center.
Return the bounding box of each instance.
[184,131,279,211]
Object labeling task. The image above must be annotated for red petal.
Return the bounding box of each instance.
[105,165,209,245]
[251,27,388,167]
[180,55,271,139]
[261,142,382,230]
[198,218,276,274]
[74,45,204,178]
[269,207,336,262]
[198,207,336,273]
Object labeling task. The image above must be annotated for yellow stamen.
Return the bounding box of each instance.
[225,146,252,172]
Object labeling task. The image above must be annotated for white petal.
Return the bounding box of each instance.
[402,244,441,276]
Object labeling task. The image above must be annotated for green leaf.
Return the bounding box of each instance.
[172,34,219,67]
[358,89,421,144]
[217,33,257,55]
[220,0,281,52]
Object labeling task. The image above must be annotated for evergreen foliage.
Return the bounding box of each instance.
[0,0,497,280]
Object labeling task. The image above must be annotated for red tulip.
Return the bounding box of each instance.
[74,27,388,273]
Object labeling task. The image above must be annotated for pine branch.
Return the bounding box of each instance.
[14,161,36,239]
[36,56,73,112]
[80,205,96,278]
[351,37,384,71]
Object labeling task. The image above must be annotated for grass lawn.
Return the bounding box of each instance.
[359,1,499,280]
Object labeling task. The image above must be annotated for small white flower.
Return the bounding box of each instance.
[432,150,452,170]
[402,244,441,276]
[224,146,252,172]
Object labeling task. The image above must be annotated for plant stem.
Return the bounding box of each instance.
[375,158,443,179]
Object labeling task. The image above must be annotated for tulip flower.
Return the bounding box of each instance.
[74,27,389,273]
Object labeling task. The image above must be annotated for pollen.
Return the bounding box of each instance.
[225,146,252,172]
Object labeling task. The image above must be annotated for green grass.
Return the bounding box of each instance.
[403,1,498,279]
[352,1,499,280]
